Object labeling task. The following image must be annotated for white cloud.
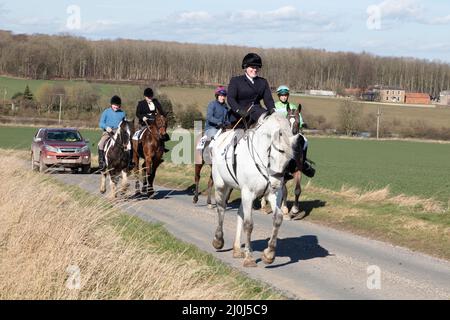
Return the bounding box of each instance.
[163,6,346,34]
[371,0,450,25]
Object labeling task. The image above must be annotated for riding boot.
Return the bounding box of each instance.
[98,149,106,171]
[301,147,316,178]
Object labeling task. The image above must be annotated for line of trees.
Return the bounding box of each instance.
[1,30,450,96]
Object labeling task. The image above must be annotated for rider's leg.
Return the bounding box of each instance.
[97,133,109,171]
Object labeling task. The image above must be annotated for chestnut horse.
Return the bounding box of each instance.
[132,114,167,197]
[193,136,214,207]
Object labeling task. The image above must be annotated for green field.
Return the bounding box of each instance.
[2,125,449,204]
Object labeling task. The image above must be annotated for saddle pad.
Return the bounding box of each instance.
[132,128,147,141]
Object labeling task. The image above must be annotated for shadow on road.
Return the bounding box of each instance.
[251,235,331,268]
[287,199,327,220]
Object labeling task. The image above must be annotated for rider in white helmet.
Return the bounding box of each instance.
[275,85,315,178]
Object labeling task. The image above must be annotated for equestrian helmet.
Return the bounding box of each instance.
[242,53,262,69]
[110,95,122,106]
[276,85,290,96]
[144,88,154,98]
[214,86,227,97]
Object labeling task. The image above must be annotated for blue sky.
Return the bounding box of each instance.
[1,0,450,62]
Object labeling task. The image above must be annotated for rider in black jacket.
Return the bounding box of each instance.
[227,53,275,128]
[135,88,170,153]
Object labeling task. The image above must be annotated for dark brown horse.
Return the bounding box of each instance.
[100,119,133,199]
[132,114,167,197]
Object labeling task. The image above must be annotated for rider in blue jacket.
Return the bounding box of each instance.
[205,86,230,139]
[97,95,127,170]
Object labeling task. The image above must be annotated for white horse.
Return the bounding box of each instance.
[210,113,303,267]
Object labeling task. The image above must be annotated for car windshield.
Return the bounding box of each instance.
[46,131,82,142]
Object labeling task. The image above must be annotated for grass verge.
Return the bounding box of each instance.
[0,150,283,299]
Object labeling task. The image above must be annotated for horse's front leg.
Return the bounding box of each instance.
[144,157,153,197]
[291,171,302,216]
[193,163,202,204]
[281,183,289,216]
[120,169,129,194]
[212,185,231,251]
[262,189,284,265]
[132,144,141,194]
[109,173,118,199]
[100,172,106,194]
[242,190,257,267]
[206,171,214,209]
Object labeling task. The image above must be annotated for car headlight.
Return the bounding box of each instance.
[45,145,59,153]
[81,146,89,153]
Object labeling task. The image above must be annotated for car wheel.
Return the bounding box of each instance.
[31,153,38,171]
[39,155,47,173]
[82,164,91,174]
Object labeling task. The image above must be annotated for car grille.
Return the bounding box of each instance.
[60,148,80,153]
[56,155,80,160]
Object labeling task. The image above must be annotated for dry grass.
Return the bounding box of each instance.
[0,152,277,300]
[304,183,446,213]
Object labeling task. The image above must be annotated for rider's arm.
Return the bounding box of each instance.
[99,109,108,130]
[262,78,275,112]
[136,101,145,122]
[227,77,242,115]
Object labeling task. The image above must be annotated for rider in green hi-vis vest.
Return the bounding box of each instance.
[275,85,315,178]
[274,85,304,129]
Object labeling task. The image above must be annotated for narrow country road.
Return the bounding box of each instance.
[54,172,450,300]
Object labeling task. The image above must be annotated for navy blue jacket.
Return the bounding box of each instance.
[227,74,275,123]
[205,100,230,131]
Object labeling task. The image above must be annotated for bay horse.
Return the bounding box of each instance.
[261,105,304,217]
[210,113,303,267]
[100,119,133,199]
[132,114,167,197]
[193,136,214,208]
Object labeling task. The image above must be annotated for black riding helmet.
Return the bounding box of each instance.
[110,95,122,106]
[242,53,262,69]
[144,88,154,98]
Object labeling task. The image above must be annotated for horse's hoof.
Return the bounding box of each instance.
[262,249,275,265]
[207,203,213,209]
[243,258,257,267]
[283,213,291,221]
[100,188,106,194]
[232,248,245,259]
[193,197,198,204]
[281,206,289,215]
[212,237,224,250]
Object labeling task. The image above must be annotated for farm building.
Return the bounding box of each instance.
[405,92,431,105]
[439,91,450,106]
[378,86,405,103]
